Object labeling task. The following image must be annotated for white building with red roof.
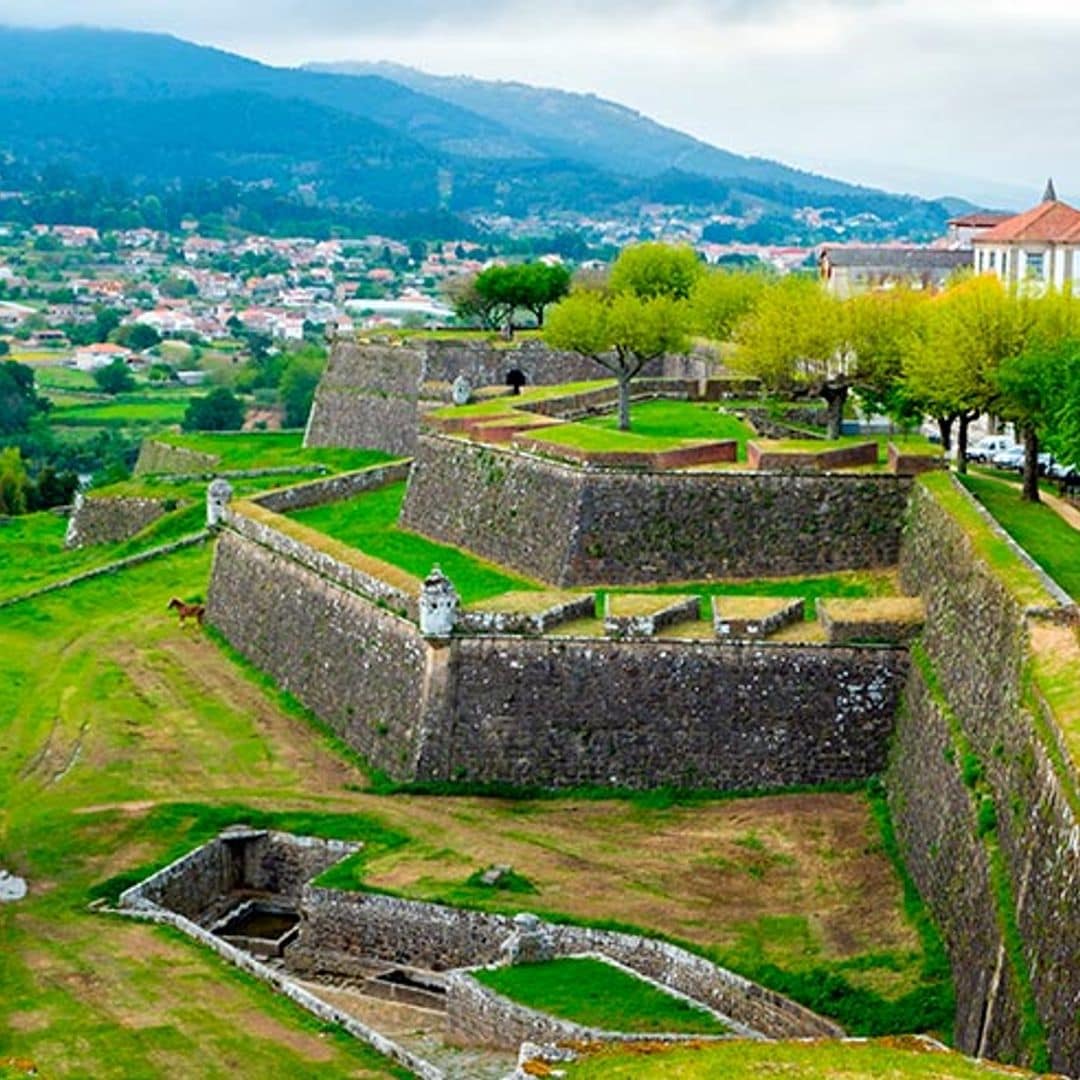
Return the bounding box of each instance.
[973,180,1080,290]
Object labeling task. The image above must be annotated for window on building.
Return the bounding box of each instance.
[1026,251,1045,279]
[989,250,997,270]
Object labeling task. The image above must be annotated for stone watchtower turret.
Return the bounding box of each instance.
[206,478,234,529]
[419,565,459,639]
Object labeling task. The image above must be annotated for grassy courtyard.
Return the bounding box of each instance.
[473,956,729,1034]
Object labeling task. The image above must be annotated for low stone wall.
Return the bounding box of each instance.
[400,436,910,585]
[135,438,218,476]
[289,888,839,1040]
[510,435,737,470]
[747,441,878,472]
[458,593,596,636]
[64,494,170,548]
[887,443,944,476]
[818,598,925,645]
[889,476,1080,1073]
[252,461,411,514]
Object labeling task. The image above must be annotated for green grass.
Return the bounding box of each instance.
[958,473,1080,600]
[32,366,99,391]
[473,957,729,1034]
[149,432,394,474]
[918,473,1054,608]
[583,400,754,457]
[0,507,206,603]
[287,481,539,603]
[524,422,706,454]
[428,379,615,420]
[48,397,191,427]
[561,1037,1040,1079]
[603,569,897,621]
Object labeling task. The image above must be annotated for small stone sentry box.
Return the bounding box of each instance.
[419,565,459,638]
[206,478,234,529]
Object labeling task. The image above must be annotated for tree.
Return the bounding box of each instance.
[545,290,690,430]
[443,274,501,330]
[690,268,771,342]
[116,323,162,352]
[279,350,326,428]
[609,242,704,300]
[92,358,136,395]
[182,387,245,432]
[0,360,49,436]
[902,276,1033,471]
[478,262,572,328]
[731,276,847,437]
[0,447,30,515]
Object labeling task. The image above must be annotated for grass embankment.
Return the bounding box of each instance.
[561,1036,1041,1079]
[287,481,539,603]
[474,957,728,1034]
[147,432,394,475]
[428,379,615,421]
[958,472,1080,601]
[48,396,193,428]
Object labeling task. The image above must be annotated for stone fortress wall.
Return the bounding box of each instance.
[888,477,1080,1074]
[208,491,908,790]
[64,493,172,548]
[302,337,690,456]
[401,435,911,585]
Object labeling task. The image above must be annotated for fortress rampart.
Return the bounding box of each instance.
[400,435,911,584]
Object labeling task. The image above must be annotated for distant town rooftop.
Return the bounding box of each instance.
[818,246,972,270]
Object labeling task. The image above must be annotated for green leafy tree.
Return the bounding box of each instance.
[92,358,136,395]
[902,276,1033,470]
[609,242,704,300]
[0,447,30,515]
[545,290,690,430]
[732,276,847,437]
[0,360,49,436]
[279,350,326,428]
[182,387,245,432]
[690,268,771,342]
[116,323,162,352]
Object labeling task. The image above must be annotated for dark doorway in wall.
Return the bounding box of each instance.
[506,369,527,395]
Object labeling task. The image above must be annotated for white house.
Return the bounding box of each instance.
[972,180,1080,291]
[73,343,134,371]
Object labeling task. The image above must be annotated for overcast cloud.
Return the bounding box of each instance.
[3,0,1078,206]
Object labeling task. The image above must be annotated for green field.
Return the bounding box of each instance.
[148,432,394,475]
[580,399,755,458]
[562,1037,1039,1079]
[474,956,728,1034]
[959,473,1080,600]
[287,481,538,603]
[48,396,193,428]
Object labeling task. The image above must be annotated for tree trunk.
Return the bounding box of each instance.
[617,373,632,431]
[821,385,847,441]
[1022,426,1040,503]
[957,413,972,475]
[936,415,954,453]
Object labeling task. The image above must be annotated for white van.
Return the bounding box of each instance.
[969,435,1017,463]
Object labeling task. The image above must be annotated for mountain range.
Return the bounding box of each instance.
[0,26,961,238]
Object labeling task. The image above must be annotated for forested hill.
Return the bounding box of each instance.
[0,26,954,237]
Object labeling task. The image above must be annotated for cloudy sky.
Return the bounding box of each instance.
[4,0,1079,206]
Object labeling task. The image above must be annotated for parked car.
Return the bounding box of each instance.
[969,435,1017,462]
[990,447,1025,470]
[1047,459,1076,479]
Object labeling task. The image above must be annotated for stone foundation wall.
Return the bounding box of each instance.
[889,477,1080,1073]
[64,494,170,548]
[401,436,910,585]
[290,889,839,1039]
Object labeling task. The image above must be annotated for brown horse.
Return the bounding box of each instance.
[168,597,205,627]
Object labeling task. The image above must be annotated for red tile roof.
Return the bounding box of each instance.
[975,200,1080,244]
[949,212,1011,228]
